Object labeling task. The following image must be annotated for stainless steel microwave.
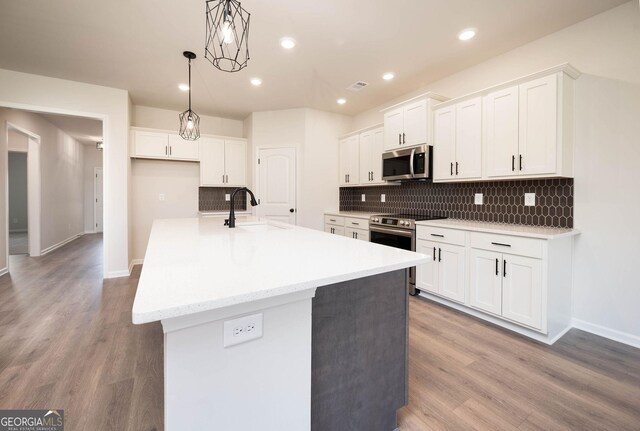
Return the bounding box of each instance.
[382,145,432,181]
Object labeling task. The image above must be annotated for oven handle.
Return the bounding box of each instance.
[409,148,416,178]
[370,225,415,238]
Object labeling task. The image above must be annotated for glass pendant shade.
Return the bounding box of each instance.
[179,51,200,140]
[205,0,250,72]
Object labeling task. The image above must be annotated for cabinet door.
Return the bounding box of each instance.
[502,255,543,330]
[433,106,456,181]
[438,243,466,303]
[325,225,345,236]
[383,108,404,151]
[455,97,482,179]
[416,240,439,294]
[519,74,558,176]
[359,131,373,184]
[485,86,519,178]
[339,138,350,186]
[345,136,359,185]
[370,127,385,184]
[403,99,428,147]
[224,139,247,187]
[133,131,168,158]
[168,134,200,161]
[469,249,503,315]
[199,138,226,186]
[345,227,369,241]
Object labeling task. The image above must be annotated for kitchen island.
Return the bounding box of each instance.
[132,216,428,431]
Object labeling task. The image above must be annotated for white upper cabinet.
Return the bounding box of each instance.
[132,130,169,159]
[168,134,200,161]
[433,97,482,181]
[485,86,520,178]
[200,138,247,187]
[382,93,447,151]
[339,135,359,186]
[359,127,385,185]
[518,74,558,176]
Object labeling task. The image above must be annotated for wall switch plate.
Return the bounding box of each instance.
[361,194,366,202]
[223,313,263,347]
[381,194,386,203]
[158,193,165,201]
[524,193,536,206]
[474,193,483,205]
[225,194,231,201]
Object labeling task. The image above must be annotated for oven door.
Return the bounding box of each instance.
[369,226,416,289]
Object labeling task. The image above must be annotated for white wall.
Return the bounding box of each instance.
[8,152,28,232]
[83,145,103,233]
[0,68,129,278]
[0,108,85,252]
[246,108,352,231]
[351,1,640,345]
[131,160,199,261]
[133,105,244,137]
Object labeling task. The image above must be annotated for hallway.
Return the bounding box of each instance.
[0,234,162,431]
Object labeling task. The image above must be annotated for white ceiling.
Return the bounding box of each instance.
[38,112,103,145]
[0,0,628,120]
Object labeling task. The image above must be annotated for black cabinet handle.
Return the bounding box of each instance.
[403,133,406,144]
[433,247,436,261]
[519,154,523,171]
[355,232,358,239]
[512,155,515,171]
[450,162,453,176]
[169,146,172,156]
[430,233,444,238]
[495,258,499,276]
[438,248,442,262]
[165,146,168,156]
[398,133,401,145]
[491,242,512,247]
[455,162,459,175]
[503,259,507,277]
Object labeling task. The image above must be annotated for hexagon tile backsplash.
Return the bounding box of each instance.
[199,187,247,212]
[340,178,573,228]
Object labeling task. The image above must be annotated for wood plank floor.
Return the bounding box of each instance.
[0,234,638,431]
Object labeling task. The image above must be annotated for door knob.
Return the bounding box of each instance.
[289,208,295,213]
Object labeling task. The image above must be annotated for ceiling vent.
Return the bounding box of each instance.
[346,81,369,92]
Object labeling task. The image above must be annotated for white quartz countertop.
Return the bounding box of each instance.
[415,219,579,239]
[324,211,380,219]
[132,217,428,324]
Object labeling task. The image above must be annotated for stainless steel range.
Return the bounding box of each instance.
[369,213,447,296]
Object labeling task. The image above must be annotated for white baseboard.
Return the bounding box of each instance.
[129,259,144,273]
[105,269,130,279]
[84,229,96,234]
[40,233,84,256]
[0,267,8,278]
[572,318,640,349]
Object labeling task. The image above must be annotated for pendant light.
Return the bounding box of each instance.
[179,51,200,141]
[205,0,250,72]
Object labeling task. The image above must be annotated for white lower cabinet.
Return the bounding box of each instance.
[416,238,465,304]
[325,225,345,236]
[324,214,369,241]
[416,224,574,344]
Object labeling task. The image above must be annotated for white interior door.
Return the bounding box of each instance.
[94,167,104,233]
[257,147,296,224]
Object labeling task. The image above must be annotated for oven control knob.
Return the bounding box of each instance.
[373,218,379,222]
[400,220,407,226]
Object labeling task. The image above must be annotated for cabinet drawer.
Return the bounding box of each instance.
[470,232,542,259]
[416,226,465,246]
[345,227,369,241]
[344,217,368,229]
[324,215,345,226]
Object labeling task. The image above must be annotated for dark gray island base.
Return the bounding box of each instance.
[312,269,408,431]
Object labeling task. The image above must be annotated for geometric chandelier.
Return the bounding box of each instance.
[205,0,251,72]
[178,51,200,141]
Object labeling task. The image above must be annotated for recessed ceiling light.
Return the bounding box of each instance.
[280,37,296,49]
[250,78,262,86]
[178,83,189,91]
[382,72,395,81]
[458,28,477,41]
[337,98,346,105]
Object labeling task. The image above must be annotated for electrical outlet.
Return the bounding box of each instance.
[225,194,231,201]
[524,193,536,206]
[361,194,366,202]
[474,193,483,205]
[381,194,386,203]
[224,313,263,347]
[158,193,165,201]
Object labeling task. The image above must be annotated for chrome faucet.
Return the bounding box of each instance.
[226,187,259,228]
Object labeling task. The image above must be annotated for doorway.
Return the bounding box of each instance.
[8,151,28,254]
[257,147,297,224]
[94,167,103,233]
